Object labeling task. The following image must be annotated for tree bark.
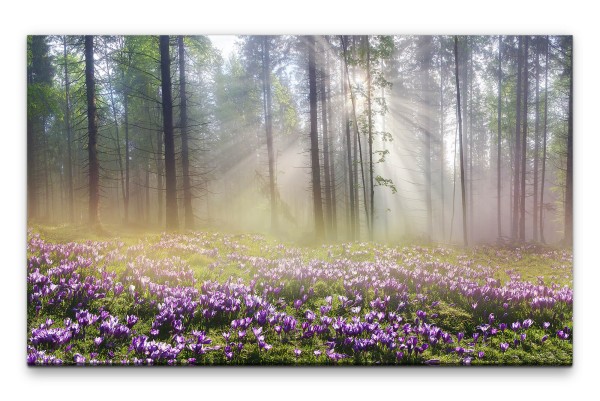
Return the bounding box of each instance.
[565,39,573,246]
[419,36,433,242]
[308,36,325,240]
[533,38,541,242]
[497,36,502,239]
[326,39,338,240]
[63,36,74,223]
[261,35,278,233]
[320,38,333,236]
[179,36,194,230]
[365,36,374,241]
[103,40,126,223]
[340,36,356,241]
[454,36,468,246]
[540,36,549,244]
[512,36,523,241]
[124,85,130,223]
[159,35,179,231]
[439,39,445,241]
[519,36,529,241]
[85,35,100,226]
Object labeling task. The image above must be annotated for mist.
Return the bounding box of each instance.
[27,35,573,246]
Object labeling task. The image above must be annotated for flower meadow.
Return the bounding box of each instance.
[26,229,573,366]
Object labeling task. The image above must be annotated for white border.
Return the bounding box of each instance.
[3,1,598,400]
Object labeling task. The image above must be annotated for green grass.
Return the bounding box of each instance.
[26,224,573,365]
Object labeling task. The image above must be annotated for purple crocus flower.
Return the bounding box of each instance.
[478,351,485,359]
[500,342,509,352]
[522,319,533,329]
[294,349,302,358]
[126,315,138,328]
[314,350,322,357]
[499,323,507,332]
[252,326,263,338]
[541,335,549,343]
[543,322,551,330]
[224,346,233,361]
[113,283,124,296]
[74,353,86,365]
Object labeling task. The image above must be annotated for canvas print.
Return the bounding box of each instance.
[26,35,573,366]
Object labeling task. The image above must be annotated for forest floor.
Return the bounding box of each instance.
[26,225,573,365]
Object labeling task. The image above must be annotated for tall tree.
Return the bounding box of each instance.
[439,38,446,240]
[512,36,523,240]
[319,38,333,236]
[261,35,278,232]
[308,36,325,240]
[340,36,356,240]
[365,36,375,241]
[519,36,529,241]
[532,37,541,241]
[85,36,100,226]
[102,39,126,222]
[497,35,502,238]
[159,35,179,231]
[179,36,194,230]
[539,36,549,243]
[418,36,434,241]
[62,36,74,223]
[454,36,468,246]
[565,39,573,246]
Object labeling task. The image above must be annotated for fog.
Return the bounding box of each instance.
[27,35,573,246]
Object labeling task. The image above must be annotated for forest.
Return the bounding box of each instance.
[26,35,573,366]
[27,35,573,245]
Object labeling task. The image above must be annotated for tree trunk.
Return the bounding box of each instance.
[533,38,541,242]
[320,38,333,236]
[145,161,150,224]
[103,40,126,223]
[497,35,502,239]
[419,36,433,242]
[27,43,37,220]
[454,36,468,247]
[159,35,179,231]
[540,36,549,244]
[179,36,194,230]
[308,36,325,241]
[63,36,74,223]
[565,40,573,246]
[124,86,130,223]
[512,36,523,241]
[519,36,529,241]
[468,39,474,241]
[340,36,356,240]
[156,129,163,226]
[365,36,374,241]
[327,42,338,241]
[439,40,445,241]
[85,35,100,226]
[260,35,278,233]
